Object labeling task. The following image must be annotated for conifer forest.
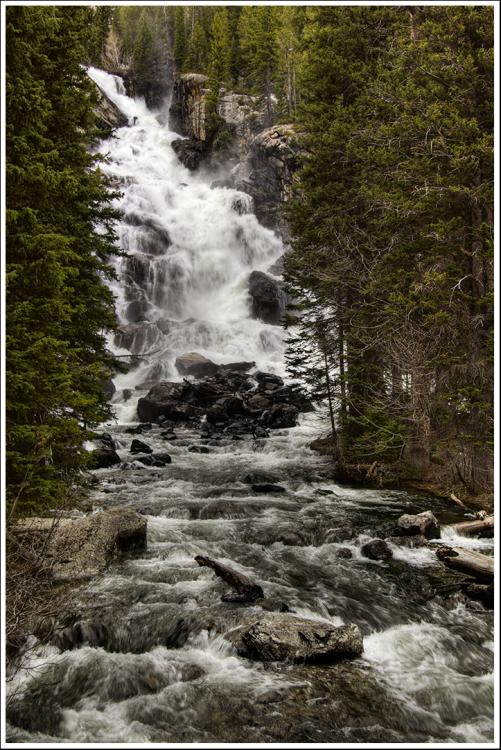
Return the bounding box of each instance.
[4,3,496,746]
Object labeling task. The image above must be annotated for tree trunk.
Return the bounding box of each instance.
[452,516,494,537]
[436,546,494,583]
[195,555,264,602]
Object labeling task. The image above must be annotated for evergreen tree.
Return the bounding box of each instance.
[207,7,232,104]
[6,6,120,515]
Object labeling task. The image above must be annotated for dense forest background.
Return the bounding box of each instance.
[6,4,494,518]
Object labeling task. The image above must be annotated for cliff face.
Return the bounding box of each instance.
[169,74,301,237]
[92,84,129,132]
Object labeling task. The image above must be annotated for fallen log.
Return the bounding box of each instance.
[195,555,264,602]
[451,516,494,538]
[436,545,494,583]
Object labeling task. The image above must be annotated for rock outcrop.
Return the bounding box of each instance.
[227,614,363,663]
[13,508,147,582]
[92,83,128,132]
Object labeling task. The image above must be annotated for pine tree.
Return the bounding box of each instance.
[207,7,232,103]
[6,6,120,515]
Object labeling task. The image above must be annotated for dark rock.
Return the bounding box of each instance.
[206,405,229,425]
[92,81,129,131]
[188,445,210,454]
[92,447,121,469]
[275,532,305,546]
[248,270,287,325]
[175,352,219,378]
[136,452,171,467]
[463,582,494,609]
[195,555,264,603]
[124,298,151,324]
[102,378,116,400]
[396,511,440,540]
[130,439,153,455]
[243,470,280,485]
[253,426,269,438]
[172,137,208,170]
[125,423,152,434]
[220,361,256,373]
[251,483,286,494]
[337,547,353,559]
[255,371,284,388]
[361,539,393,561]
[114,322,159,354]
[229,615,363,663]
[137,381,188,422]
[262,403,298,429]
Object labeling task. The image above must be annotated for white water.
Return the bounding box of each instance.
[87,67,285,423]
[6,69,494,745]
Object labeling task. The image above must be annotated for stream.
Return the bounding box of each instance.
[6,68,494,745]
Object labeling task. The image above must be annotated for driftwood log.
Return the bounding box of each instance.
[436,546,494,583]
[452,516,494,538]
[195,555,264,602]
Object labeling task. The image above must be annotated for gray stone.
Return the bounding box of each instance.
[228,614,363,663]
[361,539,393,561]
[175,352,219,378]
[396,511,440,540]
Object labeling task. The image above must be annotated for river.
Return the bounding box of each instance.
[6,68,494,745]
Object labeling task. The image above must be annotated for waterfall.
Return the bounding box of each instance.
[87,67,286,423]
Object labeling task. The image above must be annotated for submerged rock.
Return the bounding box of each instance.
[229,614,363,663]
[396,511,440,540]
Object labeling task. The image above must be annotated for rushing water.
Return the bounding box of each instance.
[6,69,494,744]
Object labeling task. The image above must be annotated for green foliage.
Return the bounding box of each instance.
[6,6,120,515]
[285,6,493,487]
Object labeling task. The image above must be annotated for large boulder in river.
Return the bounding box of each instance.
[92,446,120,469]
[172,137,208,170]
[248,271,287,325]
[13,508,147,582]
[175,352,219,378]
[396,511,440,540]
[228,614,363,663]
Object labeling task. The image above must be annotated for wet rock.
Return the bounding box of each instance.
[274,532,305,546]
[262,403,298,429]
[325,527,356,543]
[257,598,290,613]
[188,445,210,454]
[137,381,189,422]
[255,371,284,388]
[135,453,171,467]
[172,137,208,170]
[220,361,255,373]
[229,615,363,663]
[130,439,153,454]
[391,534,429,548]
[251,483,286,494]
[248,271,287,325]
[13,508,147,582]
[114,322,159,354]
[253,426,270,438]
[124,422,152,434]
[175,352,219,378]
[337,547,353,559]
[243,470,280,485]
[206,404,229,425]
[195,555,264,603]
[92,446,120,469]
[396,511,440,540]
[92,81,129,131]
[463,582,494,609]
[125,298,151,323]
[361,538,393,561]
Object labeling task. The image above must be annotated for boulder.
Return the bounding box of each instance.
[92,83,129,131]
[337,547,353,559]
[130,439,153,454]
[262,403,298,429]
[188,445,210,454]
[396,511,440,540]
[13,508,147,582]
[248,271,288,325]
[229,614,363,663]
[125,298,151,323]
[175,352,219,378]
[220,361,255,373]
[361,539,393,561]
[92,447,121,469]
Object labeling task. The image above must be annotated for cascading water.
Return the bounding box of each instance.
[6,69,494,744]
